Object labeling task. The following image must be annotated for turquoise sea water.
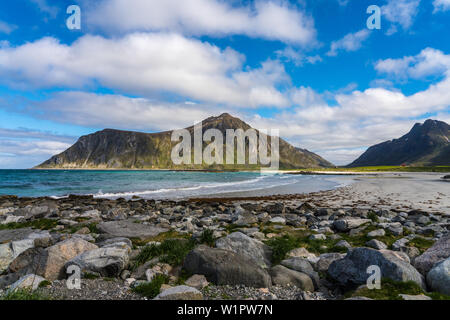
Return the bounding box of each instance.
[0,170,350,199]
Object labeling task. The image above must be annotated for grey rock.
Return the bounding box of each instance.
[367,229,386,238]
[154,285,203,300]
[97,221,168,240]
[328,247,425,289]
[269,265,314,292]
[366,239,387,250]
[316,253,345,272]
[234,213,258,226]
[66,247,130,277]
[184,274,209,290]
[335,240,352,250]
[7,274,46,293]
[333,218,371,232]
[183,245,271,288]
[414,233,449,274]
[281,257,320,288]
[215,232,272,268]
[399,294,431,300]
[309,234,326,241]
[426,258,450,296]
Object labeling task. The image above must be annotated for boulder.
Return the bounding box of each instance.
[414,233,449,274]
[316,253,345,272]
[366,239,387,250]
[37,238,98,280]
[333,218,371,232]
[7,274,46,293]
[183,245,271,288]
[215,232,272,268]
[234,213,258,226]
[66,247,130,277]
[269,265,314,292]
[281,257,320,288]
[154,285,203,300]
[0,228,34,243]
[328,247,425,289]
[97,221,168,240]
[426,258,450,296]
[0,239,35,272]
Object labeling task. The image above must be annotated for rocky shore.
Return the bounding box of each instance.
[0,187,449,300]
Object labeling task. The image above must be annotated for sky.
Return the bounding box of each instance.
[0,0,450,168]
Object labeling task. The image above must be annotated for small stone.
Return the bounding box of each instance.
[399,294,431,300]
[184,274,209,290]
[367,229,386,238]
[154,285,203,300]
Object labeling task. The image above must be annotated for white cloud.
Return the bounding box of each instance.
[375,48,450,79]
[247,48,450,165]
[276,46,322,66]
[24,91,225,132]
[0,21,17,34]
[0,128,74,169]
[433,0,450,12]
[83,0,316,45]
[381,0,420,34]
[327,29,370,56]
[0,33,289,108]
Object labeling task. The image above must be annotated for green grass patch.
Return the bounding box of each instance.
[0,289,52,300]
[65,222,99,234]
[408,237,435,253]
[83,272,100,280]
[132,274,170,299]
[132,238,197,269]
[199,229,215,247]
[0,218,59,231]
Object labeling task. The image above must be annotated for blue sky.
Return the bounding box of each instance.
[0,0,450,168]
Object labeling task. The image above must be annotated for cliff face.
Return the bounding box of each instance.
[349,119,450,167]
[36,113,333,170]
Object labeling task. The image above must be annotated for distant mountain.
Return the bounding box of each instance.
[36,113,333,170]
[348,119,450,167]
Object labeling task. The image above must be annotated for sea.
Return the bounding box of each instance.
[0,170,353,200]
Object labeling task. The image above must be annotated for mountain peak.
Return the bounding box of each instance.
[349,119,450,167]
[36,113,333,169]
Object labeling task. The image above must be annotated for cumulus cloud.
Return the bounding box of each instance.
[247,48,450,165]
[83,0,316,45]
[381,0,421,35]
[0,128,74,169]
[14,91,228,132]
[375,48,450,80]
[433,0,450,12]
[327,29,370,56]
[0,33,289,108]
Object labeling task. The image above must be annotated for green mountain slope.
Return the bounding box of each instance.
[36,113,333,170]
[348,119,450,167]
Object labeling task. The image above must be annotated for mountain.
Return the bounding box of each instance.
[348,119,450,167]
[36,113,333,170]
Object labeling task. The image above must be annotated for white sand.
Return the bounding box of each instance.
[311,173,450,214]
